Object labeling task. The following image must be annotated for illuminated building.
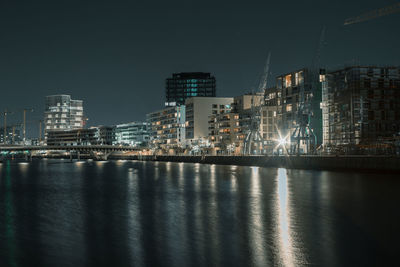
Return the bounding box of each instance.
[44,95,84,132]
[208,93,279,154]
[0,126,22,144]
[320,66,400,153]
[208,112,241,154]
[276,68,322,149]
[46,126,113,146]
[146,105,186,152]
[165,72,216,106]
[185,97,233,146]
[113,122,149,147]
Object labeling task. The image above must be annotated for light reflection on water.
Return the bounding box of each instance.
[248,166,268,266]
[275,168,297,267]
[0,160,399,267]
[5,161,17,267]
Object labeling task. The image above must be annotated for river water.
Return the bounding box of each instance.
[0,159,399,266]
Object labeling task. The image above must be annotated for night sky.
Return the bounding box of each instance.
[0,0,399,136]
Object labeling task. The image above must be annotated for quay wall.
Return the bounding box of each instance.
[119,155,400,172]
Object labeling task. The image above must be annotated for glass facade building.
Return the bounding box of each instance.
[165,72,216,106]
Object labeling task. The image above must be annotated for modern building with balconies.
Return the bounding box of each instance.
[146,105,186,153]
[44,95,84,133]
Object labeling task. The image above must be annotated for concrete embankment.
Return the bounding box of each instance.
[119,155,400,172]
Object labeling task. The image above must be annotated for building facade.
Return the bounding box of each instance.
[207,93,280,154]
[185,97,233,146]
[321,66,400,153]
[44,95,84,132]
[46,127,113,146]
[165,72,216,106]
[113,122,149,147]
[0,126,22,145]
[276,68,322,153]
[208,112,241,154]
[146,105,186,152]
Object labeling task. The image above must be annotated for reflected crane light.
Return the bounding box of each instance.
[276,168,295,267]
[249,166,268,265]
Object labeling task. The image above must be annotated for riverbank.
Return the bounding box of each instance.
[3,154,399,172]
[123,155,400,173]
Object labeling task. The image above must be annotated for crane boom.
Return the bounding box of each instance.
[344,2,400,25]
[258,52,271,96]
[243,52,271,155]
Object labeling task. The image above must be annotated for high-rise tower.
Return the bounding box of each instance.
[165,72,216,106]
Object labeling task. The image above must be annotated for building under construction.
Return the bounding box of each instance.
[0,126,22,144]
[321,66,400,154]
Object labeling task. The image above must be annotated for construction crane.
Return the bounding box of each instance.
[344,2,400,25]
[290,27,326,155]
[243,52,271,155]
[22,108,34,144]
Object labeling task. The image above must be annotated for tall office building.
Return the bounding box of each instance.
[44,95,84,132]
[165,72,216,106]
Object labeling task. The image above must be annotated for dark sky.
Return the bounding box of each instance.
[1,0,399,136]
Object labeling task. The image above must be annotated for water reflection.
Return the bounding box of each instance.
[18,162,29,177]
[274,168,306,266]
[230,165,238,192]
[4,161,17,267]
[127,163,143,267]
[248,166,267,266]
[1,160,399,266]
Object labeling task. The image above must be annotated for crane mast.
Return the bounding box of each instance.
[243,52,271,155]
[290,27,325,155]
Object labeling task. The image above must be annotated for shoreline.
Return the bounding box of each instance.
[2,154,398,173]
[128,155,400,173]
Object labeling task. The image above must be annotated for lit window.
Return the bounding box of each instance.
[285,74,292,87]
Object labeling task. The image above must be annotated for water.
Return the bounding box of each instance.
[0,159,399,267]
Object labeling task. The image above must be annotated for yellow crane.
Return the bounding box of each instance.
[344,2,400,25]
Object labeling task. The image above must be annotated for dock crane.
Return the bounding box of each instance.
[243,52,271,155]
[344,2,400,25]
[290,27,326,155]
[22,108,34,144]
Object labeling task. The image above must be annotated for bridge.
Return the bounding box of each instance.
[0,145,141,160]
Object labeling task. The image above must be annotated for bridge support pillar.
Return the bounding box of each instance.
[77,151,80,161]
[70,151,73,162]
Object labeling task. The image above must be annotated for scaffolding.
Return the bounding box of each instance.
[321,66,400,155]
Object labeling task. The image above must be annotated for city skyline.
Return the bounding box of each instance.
[0,0,399,129]
[1,2,400,266]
